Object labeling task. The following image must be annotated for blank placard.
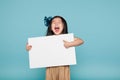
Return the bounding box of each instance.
[28,33,76,68]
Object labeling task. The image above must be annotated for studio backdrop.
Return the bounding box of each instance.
[0,0,120,80]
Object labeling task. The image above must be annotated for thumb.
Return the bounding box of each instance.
[63,40,67,43]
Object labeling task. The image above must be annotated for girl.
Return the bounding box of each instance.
[26,16,84,80]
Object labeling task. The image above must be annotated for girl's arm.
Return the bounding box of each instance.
[63,37,84,48]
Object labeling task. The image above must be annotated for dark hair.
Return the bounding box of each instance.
[46,16,68,36]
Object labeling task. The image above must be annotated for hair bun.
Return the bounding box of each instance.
[44,16,52,27]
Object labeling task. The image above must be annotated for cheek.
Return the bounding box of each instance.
[60,24,64,30]
[51,24,54,30]
[51,27,54,31]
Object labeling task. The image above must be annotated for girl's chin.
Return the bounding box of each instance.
[53,32,62,35]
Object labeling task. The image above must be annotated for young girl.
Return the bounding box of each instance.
[26,16,84,80]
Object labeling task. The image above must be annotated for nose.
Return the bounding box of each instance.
[55,23,59,26]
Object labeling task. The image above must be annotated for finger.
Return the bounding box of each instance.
[63,40,67,42]
[28,46,32,50]
[29,45,32,48]
[27,44,31,47]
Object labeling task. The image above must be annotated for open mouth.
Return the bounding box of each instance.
[54,27,60,32]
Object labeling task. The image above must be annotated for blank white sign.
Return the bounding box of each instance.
[28,33,76,68]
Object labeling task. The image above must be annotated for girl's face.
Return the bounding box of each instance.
[51,18,64,35]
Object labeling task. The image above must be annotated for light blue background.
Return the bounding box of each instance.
[0,0,120,80]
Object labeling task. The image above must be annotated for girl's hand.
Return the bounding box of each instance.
[26,43,32,51]
[63,37,84,48]
[63,40,71,48]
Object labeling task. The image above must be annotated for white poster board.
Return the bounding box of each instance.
[28,33,76,68]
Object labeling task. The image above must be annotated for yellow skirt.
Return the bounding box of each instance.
[46,65,70,80]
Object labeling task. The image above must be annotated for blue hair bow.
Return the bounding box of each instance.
[44,16,52,27]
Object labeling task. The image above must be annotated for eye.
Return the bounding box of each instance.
[52,22,55,25]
